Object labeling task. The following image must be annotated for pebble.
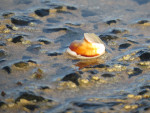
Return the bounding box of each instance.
[14,61,29,68]
[119,43,131,49]
[61,72,81,85]
[34,9,49,17]
[128,67,143,78]
[101,73,115,78]
[139,52,150,61]
[0,49,7,59]
[11,16,41,26]
[99,34,119,42]
[106,20,118,25]
[43,27,68,33]
[15,92,45,102]
[2,66,11,74]
[47,52,62,56]
[26,44,41,54]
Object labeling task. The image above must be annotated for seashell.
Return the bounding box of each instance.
[67,33,105,59]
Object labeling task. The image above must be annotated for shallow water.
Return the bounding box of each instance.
[0,0,150,112]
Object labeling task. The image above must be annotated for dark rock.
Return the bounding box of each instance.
[11,16,41,26]
[101,73,115,78]
[99,34,119,42]
[32,68,44,79]
[1,91,6,97]
[73,102,121,109]
[67,6,77,10]
[26,44,41,54]
[0,101,6,107]
[138,90,148,95]
[0,41,6,46]
[62,73,81,85]
[106,20,117,25]
[137,20,149,24]
[14,61,29,68]
[15,92,45,102]
[140,85,150,89]
[129,67,143,78]
[92,64,110,68]
[111,29,128,34]
[81,10,96,17]
[6,24,14,30]
[47,52,62,56]
[0,50,7,59]
[16,81,23,86]
[12,35,24,43]
[88,70,99,74]
[2,66,11,74]
[38,39,51,44]
[119,43,131,49]
[2,12,15,18]
[24,104,39,111]
[39,86,50,90]
[43,27,68,33]
[139,52,150,61]
[35,9,49,17]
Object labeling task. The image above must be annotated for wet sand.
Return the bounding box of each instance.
[0,0,150,112]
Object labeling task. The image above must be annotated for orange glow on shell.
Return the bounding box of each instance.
[69,38,100,57]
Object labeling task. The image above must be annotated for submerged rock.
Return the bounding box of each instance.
[101,73,115,78]
[61,73,81,85]
[128,67,143,78]
[0,101,6,108]
[11,35,24,43]
[139,52,150,61]
[137,20,149,24]
[15,92,45,102]
[43,27,68,33]
[26,44,41,54]
[2,66,11,74]
[106,20,118,25]
[11,16,41,26]
[35,9,49,17]
[0,50,7,59]
[99,34,119,42]
[0,41,6,46]
[24,104,39,111]
[47,52,62,56]
[119,43,131,49]
[14,61,29,68]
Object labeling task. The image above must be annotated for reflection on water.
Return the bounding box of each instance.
[133,0,150,5]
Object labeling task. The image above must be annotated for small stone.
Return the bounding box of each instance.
[12,35,24,43]
[38,39,51,45]
[128,67,143,78]
[122,54,131,61]
[137,20,149,24]
[111,29,128,34]
[15,92,45,102]
[61,73,81,85]
[0,101,6,108]
[101,73,115,78]
[35,9,49,17]
[0,41,6,46]
[16,81,23,86]
[2,12,15,18]
[32,68,44,79]
[43,27,68,33]
[67,6,77,10]
[24,104,39,111]
[99,34,118,42]
[127,94,135,98]
[139,52,150,61]
[79,78,89,84]
[124,105,131,110]
[0,50,7,58]
[14,61,29,68]
[138,90,148,95]
[26,44,41,54]
[47,52,62,56]
[88,70,99,74]
[106,20,117,25]
[1,91,6,97]
[92,75,99,81]
[11,16,41,26]
[119,43,131,49]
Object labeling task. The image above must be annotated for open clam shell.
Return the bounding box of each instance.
[67,33,105,59]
